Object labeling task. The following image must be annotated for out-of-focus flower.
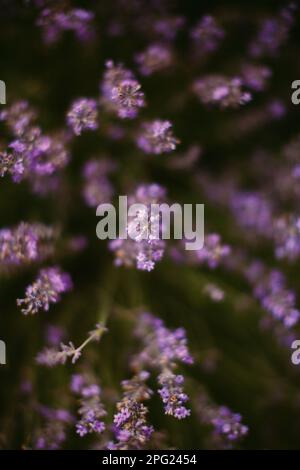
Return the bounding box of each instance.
[135,43,174,76]
[245,261,300,328]
[203,283,225,302]
[33,406,73,450]
[17,266,72,315]
[193,75,251,108]
[67,98,98,135]
[137,120,179,154]
[133,312,193,419]
[273,214,300,261]
[190,15,225,54]
[196,390,248,449]
[71,374,106,437]
[0,222,57,267]
[196,234,231,269]
[241,63,272,92]
[82,158,115,207]
[249,4,296,58]
[109,184,166,272]
[37,6,95,44]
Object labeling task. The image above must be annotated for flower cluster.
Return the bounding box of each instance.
[108,371,153,450]
[17,266,72,315]
[196,391,248,449]
[101,60,145,119]
[190,15,225,54]
[71,374,106,437]
[82,158,115,207]
[109,183,166,271]
[0,222,57,267]
[133,312,193,419]
[193,75,251,108]
[67,98,98,135]
[245,261,300,328]
[196,233,231,269]
[37,5,95,44]
[135,43,174,76]
[273,214,300,261]
[33,406,73,450]
[137,120,179,155]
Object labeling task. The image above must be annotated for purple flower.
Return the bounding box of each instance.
[17,266,72,315]
[109,371,153,450]
[70,374,106,437]
[241,63,272,92]
[111,79,145,119]
[193,75,251,108]
[0,100,36,136]
[196,233,231,269]
[273,215,300,261]
[190,15,225,54]
[0,222,56,266]
[135,43,174,76]
[196,391,248,448]
[0,150,25,182]
[82,158,115,207]
[133,313,193,419]
[109,183,166,271]
[67,98,98,135]
[137,120,179,154]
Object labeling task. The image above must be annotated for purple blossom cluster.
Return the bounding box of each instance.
[0,101,70,187]
[36,5,95,44]
[34,406,73,450]
[133,312,193,419]
[0,222,56,267]
[245,261,300,328]
[101,60,145,119]
[273,215,300,261]
[109,183,166,271]
[67,98,98,136]
[108,371,153,450]
[137,120,179,155]
[71,374,106,437]
[135,43,174,76]
[190,15,225,54]
[193,75,251,108]
[196,233,231,269]
[196,391,248,449]
[82,158,116,207]
[17,266,72,315]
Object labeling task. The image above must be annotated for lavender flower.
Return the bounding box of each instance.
[0,100,36,136]
[17,266,72,315]
[196,233,231,269]
[249,4,296,58]
[190,16,225,54]
[82,158,115,207]
[241,63,272,92]
[135,43,174,76]
[0,222,56,266]
[108,371,153,450]
[245,261,300,328]
[37,7,95,44]
[133,312,193,419]
[71,374,106,437]
[67,98,98,136]
[273,215,300,261]
[0,149,25,182]
[109,184,166,271]
[34,406,73,450]
[111,79,145,119]
[230,191,273,237]
[36,323,107,367]
[193,75,251,108]
[196,391,248,449]
[137,120,179,154]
